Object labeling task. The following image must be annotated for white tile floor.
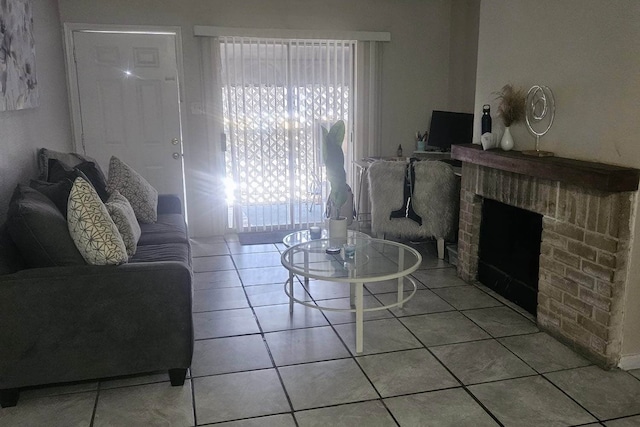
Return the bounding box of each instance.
[3,235,640,426]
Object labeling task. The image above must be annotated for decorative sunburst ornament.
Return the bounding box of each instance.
[522,85,555,157]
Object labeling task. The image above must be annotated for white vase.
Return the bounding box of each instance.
[500,126,514,151]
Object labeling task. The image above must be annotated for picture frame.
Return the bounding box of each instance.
[1,0,38,111]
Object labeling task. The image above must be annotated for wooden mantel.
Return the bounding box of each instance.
[451,144,640,192]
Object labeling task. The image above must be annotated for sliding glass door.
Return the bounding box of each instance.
[220,37,354,232]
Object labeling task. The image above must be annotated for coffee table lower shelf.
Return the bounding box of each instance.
[284,276,418,353]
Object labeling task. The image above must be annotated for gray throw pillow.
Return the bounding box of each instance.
[37,148,105,181]
[67,178,128,265]
[106,156,158,223]
[46,159,109,202]
[29,178,74,218]
[75,161,110,202]
[47,158,90,184]
[105,190,141,256]
[6,185,85,267]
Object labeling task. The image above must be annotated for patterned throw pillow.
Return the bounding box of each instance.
[67,177,128,265]
[106,156,158,223]
[105,190,141,256]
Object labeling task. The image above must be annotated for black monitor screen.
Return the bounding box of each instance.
[426,110,474,152]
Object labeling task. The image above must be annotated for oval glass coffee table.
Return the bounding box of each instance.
[281,237,422,353]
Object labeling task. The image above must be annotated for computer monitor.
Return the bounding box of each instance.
[426,110,474,152]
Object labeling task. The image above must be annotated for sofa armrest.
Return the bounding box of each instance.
[157,194,182,215]
[0,262,193,389]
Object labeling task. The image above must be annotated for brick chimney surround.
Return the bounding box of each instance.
[452,144,640,368]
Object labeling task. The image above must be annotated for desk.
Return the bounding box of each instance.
[411,150,451,160]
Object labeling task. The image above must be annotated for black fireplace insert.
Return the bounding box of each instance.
[478,198,542,315]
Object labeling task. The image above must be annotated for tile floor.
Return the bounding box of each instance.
[3,235,640,426]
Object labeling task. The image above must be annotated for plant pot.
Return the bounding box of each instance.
[326,188,355,226]
[327,217,348,246]
[500,126,514,151]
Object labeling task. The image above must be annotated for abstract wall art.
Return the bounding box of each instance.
[0,0,38,111]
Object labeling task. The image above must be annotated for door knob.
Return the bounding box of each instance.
[171,138,180,145]
[172,152,181,159]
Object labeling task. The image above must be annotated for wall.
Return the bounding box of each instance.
[0,0,73,223]
[474,0,640,364]
[56,0,472,235]
[448,0,480,113]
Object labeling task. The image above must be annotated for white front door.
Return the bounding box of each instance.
[70,31,185,203]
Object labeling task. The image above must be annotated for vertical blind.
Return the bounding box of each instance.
[219,37,355,231]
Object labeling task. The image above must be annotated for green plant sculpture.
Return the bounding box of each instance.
[321,120,348,220]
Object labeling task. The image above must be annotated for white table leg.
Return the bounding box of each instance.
[350,282,355,307]
[437,237,445,260]
[356,166,365,230]
[289,272,294,314]
[398,248,405,308]
[304,250,309,287]
[355,282,364,353]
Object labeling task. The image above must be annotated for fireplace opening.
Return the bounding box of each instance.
[478,198,542,315]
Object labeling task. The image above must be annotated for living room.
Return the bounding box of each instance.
[2,0,640,424]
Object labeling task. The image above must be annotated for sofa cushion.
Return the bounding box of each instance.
[29,178,74,218]
[6,185,85,267]
[105,190,141,256]
[128,242,190,265]
[157,194,182,215]
[38,148,105,182]
[106,156,158,224]
[0,224,25,275]
[67,178,128,265]
[137,214,188,246]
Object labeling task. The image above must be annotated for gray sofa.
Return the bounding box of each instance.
[0,193,193,408]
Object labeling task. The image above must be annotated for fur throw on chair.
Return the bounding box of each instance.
[368,160,459,241]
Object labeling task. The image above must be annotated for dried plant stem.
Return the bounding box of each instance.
[495,84,526,127]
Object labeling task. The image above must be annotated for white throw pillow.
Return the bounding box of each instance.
[67,177,128,265]
[106,156,158,223]
[105,190,141,256]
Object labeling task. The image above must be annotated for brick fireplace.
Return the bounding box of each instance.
[452,144,639,368]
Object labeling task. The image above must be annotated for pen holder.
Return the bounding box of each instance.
[417,140,426,151]
[309,226,322,240]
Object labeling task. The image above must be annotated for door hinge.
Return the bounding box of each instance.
[81,132,86,153]
[221,133,227,152]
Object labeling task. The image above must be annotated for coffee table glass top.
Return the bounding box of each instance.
[281,237,422,282]
[282,229,369,247]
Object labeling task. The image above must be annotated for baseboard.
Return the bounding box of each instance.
[618,354,640,370]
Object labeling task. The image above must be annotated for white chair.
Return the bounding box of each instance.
[367,160,459,259]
